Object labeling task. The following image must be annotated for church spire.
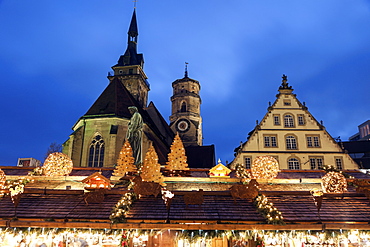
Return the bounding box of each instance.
[115,9,144,67]
[128,9,138,43]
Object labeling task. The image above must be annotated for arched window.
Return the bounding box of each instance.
[88,134,105,167]
[288,158,300,170]
[180,102,187,112]
[284,114,294,127]
[286,135,297,149]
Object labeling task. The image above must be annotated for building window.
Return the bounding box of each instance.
[286,135,297,149]
[284,114,294,127]
[88,134,105,167]
[335,157,343,170]
[264,135,277,147]
[273,115,280,125]
[284,100,291,106]
[307,135,320,147]
[244,157,252,169]
[129,69,133,74]
[180,102,187,112]
[309,157,323,170]
[298,114,305,125]
[288,158,300,170]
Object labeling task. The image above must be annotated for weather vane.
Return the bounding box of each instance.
[133,0,137,9]
[185,62,189,78]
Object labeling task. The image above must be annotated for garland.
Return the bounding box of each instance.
[110,192,137,223]
[254,194,285,225]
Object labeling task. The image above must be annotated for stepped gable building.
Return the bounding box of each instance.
[62,10,215,168]
[232,75,358,170]
[62,10,174,167]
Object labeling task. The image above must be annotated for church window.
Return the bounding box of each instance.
[244,156,251,169]
[298,114,305,125]
[286,135,297,149]
[288,158,300,169]
[88,134,105,167]
[306,135,320,147]
[264,135,277,147]
[309,157,323,169]
[180,102,187,112]
[335,157,343,170]
[284,114,294,127]
[273,115,280,125]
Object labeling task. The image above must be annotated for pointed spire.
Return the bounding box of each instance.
[114,9,144,67]
[128,9,138,42]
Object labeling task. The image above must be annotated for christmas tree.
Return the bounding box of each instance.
[140,143,163,183]
[113,140,136,177]
[166,133,189,171]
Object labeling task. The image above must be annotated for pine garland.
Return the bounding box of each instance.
[254,194,285,225]
[110,192,137,223]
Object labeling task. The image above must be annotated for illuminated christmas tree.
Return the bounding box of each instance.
[166,133,189,171]
[113,140,137,177]
[140,143,163,183]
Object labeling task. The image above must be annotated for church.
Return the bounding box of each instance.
[62,9,215,169]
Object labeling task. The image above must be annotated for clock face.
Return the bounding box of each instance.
[176,119,190,132]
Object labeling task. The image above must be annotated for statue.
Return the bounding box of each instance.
[126,106,143,168]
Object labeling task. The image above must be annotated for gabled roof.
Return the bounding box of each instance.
[83,77,140,119]
[81,172,111,184]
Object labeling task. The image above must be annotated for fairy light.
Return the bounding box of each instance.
[43,152,73,176]
[110,192,137,223]
[254,194,284,225]
[322,171,347,193]
[251,156,280,179]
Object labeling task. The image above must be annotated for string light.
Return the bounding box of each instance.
[43,152,73,176]
[251,156,280,179]
[110,192,137,223]
[254,194,284,225]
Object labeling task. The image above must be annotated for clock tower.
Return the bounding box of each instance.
[169,66,202,146]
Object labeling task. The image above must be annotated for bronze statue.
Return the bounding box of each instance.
[126,106,143,168]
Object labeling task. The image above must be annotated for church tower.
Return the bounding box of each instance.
[63,10,173,167]
[169,66,202,146]
[108,9,149,108]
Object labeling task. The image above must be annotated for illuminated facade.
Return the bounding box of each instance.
[231,75,358,170]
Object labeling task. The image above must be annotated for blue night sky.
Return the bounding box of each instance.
[0,0,370,166]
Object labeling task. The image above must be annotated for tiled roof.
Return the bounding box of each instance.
[0,192,121,221]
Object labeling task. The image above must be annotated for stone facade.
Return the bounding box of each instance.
[169,74,202,146]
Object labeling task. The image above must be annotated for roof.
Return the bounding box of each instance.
[83,77,140,118]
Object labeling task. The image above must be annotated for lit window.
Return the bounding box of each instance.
[284,114,294,127]
[309,157,323,169]
[307,135,320,147]
[244,157,251,169]
[286,135,297,149]
[288,158,300,169]
[298,114,305,125]
[273,115,280,125]
[264,135,277,147]
[335,157,343,170]
[88,135,105,167]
